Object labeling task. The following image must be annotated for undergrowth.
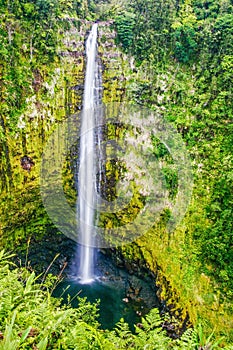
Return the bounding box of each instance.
[0,251,231,349]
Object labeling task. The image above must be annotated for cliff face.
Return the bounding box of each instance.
[0,19,87,248]
[98,18,233,343]
[0,18,127,247]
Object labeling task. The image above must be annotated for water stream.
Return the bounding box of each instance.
[77,23,101,283]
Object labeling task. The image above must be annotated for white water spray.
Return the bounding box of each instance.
[78,23,100,284]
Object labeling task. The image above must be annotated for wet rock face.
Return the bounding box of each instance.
[15,233,75,277]
[32,69,43,93]
[95,251,159,310]
[20,156,34,172]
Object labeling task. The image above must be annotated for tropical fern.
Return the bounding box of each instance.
[0,251,231,349]
[107,318,135,349]
[133,308,171,349]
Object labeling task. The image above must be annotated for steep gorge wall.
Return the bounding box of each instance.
[97,23,233,342]
[0,19,88,248]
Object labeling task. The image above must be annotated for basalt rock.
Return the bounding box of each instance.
[20,156,34,172]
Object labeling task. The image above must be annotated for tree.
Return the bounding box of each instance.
[115,11,135,51]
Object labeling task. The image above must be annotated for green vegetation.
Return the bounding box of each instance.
[0,0,233,347]
[0,251,227,349]
[104,0,233,344]
[0,0,86,247]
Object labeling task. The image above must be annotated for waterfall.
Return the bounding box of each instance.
[78,23,101,284]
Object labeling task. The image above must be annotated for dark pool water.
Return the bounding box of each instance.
[53,252,159,331]
[54,277,148,330]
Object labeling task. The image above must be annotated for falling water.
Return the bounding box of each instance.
[78,23,101,284]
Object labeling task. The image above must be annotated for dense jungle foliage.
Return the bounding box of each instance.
[111,0,233,302]
[0,0,233,348]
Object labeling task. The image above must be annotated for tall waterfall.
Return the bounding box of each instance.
[78,23,101,284]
